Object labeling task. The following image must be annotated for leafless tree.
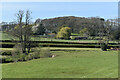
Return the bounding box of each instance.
[10,10,33,55]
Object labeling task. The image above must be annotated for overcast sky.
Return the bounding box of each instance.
[1,2,118,22]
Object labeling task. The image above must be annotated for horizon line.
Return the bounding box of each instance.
[1,15,118,23]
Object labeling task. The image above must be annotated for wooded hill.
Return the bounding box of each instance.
[36,16,105,35]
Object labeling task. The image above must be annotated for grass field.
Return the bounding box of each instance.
[1,32,119,78]
[2,50,118,78]
[1,32,97,43]
[0,48,101,52]
[1,32,118,44]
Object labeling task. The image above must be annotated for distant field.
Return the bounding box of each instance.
[1,32,15,40]
[2,50,118,78]
[47,47,101,51]
[1,32,96,42]
[0,47,100,52]
[0,48,14,51]
[1,32,118,44]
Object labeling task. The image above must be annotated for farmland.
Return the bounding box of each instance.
[1,31,119,78]
[2,50,118,78]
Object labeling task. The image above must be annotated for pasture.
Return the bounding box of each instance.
[1,32,119,78]
[1,32,118,43]
[2,50,118,78]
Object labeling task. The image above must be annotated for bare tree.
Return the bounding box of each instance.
[10,10,33,55]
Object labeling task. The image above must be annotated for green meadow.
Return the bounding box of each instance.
[1,32,119,78]
[2,50,118,78]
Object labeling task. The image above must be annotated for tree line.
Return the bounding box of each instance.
[1,11,120,41]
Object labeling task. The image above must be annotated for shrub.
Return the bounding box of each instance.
[101,43,108,51]
[40,47,51,58]
[27,54,33,60]
[33,52,40,59]
[17,54,26,61]
[32,47,51,58]
[1,56,14,63]
[1,51,12,56]
[33,47,41,59]
[1,57,5,63]
[31,47,41,59]
[12,44,23,62]
[24,56,29,61]
[29,53,34,59]
[5,57,14,62]
[12,57,19,62]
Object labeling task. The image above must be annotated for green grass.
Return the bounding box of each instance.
[41,47,101,51]
[0,32,98,42]
[0,48,14,51]
[71,33,79,36]
[1,32,118,44]
[0,47,102,52]
[1,32,15,40]
[33,37,99,42]
[2,50,118,78]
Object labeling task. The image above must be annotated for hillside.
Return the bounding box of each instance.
[37,16,105,34]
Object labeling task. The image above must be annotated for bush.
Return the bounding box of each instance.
[33,52,40,59]
[1,56,14,63]
[32,47,51,58]
[27,54,33,60]
[1,51,12,56]
[5,57,14,62]
[32,47,42,59]
[101,43,108,51]
[40,47,51,58]
[12,44,23,62]
[29,53,34,60]
[17,54,26,61]
[24,56,29,61]
[1,57,5,63]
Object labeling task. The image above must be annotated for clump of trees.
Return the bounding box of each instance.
[34,23,46,35]
[6,10,52,63]
[101,43,108,51]
[112,27,120,41]
[56,26,71,39]
[99,18,119,51]
[79,28,88,37]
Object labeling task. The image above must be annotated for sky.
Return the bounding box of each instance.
[1,2,118,22]
[1,0,119,2]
